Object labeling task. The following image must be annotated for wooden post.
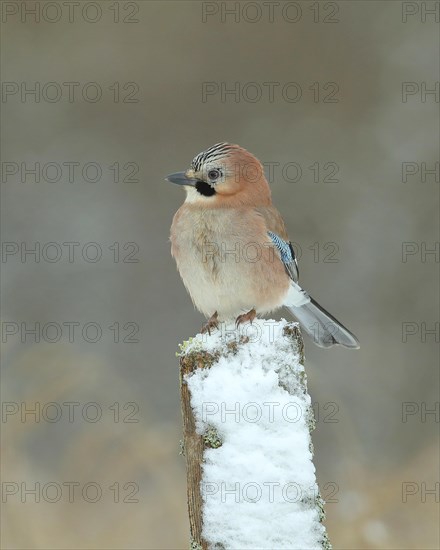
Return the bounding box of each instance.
[179,320,330,550]
[180,350,211,549]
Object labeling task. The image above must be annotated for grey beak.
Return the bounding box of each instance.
[165,171,197,186]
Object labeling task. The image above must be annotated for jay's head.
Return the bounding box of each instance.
[166,143,271,207]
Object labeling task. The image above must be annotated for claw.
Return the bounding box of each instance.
[201,311,219,336]
[235,308,257,328]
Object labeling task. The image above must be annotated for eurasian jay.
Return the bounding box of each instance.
[167,143,359,349]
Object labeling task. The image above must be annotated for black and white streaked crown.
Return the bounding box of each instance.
[191,142,235,172]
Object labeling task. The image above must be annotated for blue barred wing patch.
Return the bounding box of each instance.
[267,231,299,282]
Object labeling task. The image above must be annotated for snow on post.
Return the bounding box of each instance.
[179,319,330,550]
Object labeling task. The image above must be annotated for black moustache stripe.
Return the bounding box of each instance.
[195,180,216,197]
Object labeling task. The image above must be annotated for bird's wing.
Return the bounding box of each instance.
[267,231,299,283]
[255,206,299,282]
[255,206,289,239]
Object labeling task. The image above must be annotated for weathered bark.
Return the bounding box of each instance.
[180,350,213,550]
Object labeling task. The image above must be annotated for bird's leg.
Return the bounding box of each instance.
[201,311,219,335]
[235,308,257,328]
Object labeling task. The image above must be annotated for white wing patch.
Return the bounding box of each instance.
[284,281,311,307]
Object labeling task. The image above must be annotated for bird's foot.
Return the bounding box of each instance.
[201,311,219,336]
[235,308,257,328]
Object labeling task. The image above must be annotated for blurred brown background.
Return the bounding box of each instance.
[1,1,439,548]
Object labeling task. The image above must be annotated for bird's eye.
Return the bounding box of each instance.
[208,169,221,181]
